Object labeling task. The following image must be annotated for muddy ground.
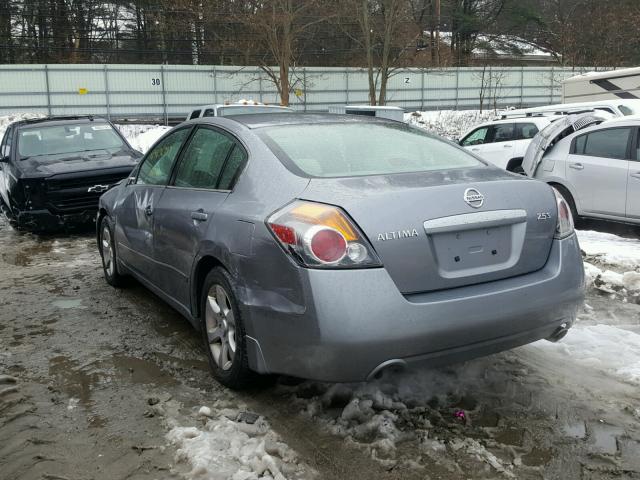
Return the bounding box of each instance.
[1,215,639,480]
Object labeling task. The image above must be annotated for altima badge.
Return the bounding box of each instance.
[377,229,419,241]
[88,184,110,193]
[464,188,484,208]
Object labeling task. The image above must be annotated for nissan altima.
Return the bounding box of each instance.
[97,114,585,389]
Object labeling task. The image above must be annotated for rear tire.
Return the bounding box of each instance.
[200,267,254,389]
[98,216,126,287]
[552,184,581,228]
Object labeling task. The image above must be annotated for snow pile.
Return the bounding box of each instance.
[286,363,516,475]
[405,110,495,140]
[116,124,171,154]
[532,325,640,385]
[167,406,315,480]
[0,113,45,139]
[577,230,640,271]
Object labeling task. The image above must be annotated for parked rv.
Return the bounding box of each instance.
[562,67,640,103]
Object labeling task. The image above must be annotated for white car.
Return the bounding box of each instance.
[499,99,640,119]
[186,103,293,121]
[459,117,552,171]
[523,113,639,225]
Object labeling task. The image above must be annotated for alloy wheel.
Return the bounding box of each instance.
[205,284,236,371]
[101,225,114,276]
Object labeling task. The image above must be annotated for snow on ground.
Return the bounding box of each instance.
[165,402,316,480]
[531,324,640,385]
[577,230,640,271]
[405,109,495,140]
[116,124,171,153]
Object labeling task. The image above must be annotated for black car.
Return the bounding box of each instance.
[0,116,142,231]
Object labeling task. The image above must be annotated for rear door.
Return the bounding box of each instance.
[627,127,640,221]
[116,127,191,279]
[512,122,540,159]
[566,126,631,217]
[152,126,247,306]
[463,124,516,169]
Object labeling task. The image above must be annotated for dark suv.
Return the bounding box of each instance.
[0,116,142,231]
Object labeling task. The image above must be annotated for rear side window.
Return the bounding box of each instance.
[461,127,489,146]
[492,124,515,143]
[189,110,202,120]
[173,127,234,190]
[515,123,539,140]
[260,122,481,178]
[218,145,247,190]
[577,127,631,160]
[619,105,634,116]
[203,108,216,117]
[137,128,190,185]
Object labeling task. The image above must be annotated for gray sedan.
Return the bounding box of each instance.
[97,114,584,388]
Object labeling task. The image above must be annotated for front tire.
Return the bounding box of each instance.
[98,216,126,287]
[200,267,253,389]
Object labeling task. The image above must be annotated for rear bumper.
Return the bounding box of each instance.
[245,235,585,382]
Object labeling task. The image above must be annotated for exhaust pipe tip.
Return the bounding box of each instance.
[366,359,408,381]
[546,322,570,343]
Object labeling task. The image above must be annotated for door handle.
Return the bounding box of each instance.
[631,172,640,179]
[191,209,208,222]
[144,205,153,216]
[569,163,584,170]
[471,148,480,152]
[503,144,513,148]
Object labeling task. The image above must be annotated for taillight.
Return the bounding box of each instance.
[267,201,382,268]
[552,188,574,239]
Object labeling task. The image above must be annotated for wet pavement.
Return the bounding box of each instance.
[1,215,639,480]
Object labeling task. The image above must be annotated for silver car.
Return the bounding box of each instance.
[97,114,584,388]
[523,114,640,225]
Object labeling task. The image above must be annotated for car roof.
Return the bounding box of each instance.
[191,113,399,130]
[600,115,640,127]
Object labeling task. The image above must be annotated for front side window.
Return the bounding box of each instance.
[580,127,631,160]
[173,128,235,189]
[17,122,125,158]
[1,127,13,157]
[261,122,481,178]
[203,108,217,117]
[492,124,515,143]
[137,128,190,186]
[461,127,489,146]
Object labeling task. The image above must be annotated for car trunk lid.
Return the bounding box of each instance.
[522,113,606,177]
[300,168,558,294]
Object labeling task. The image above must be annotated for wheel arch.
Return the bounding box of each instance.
[191,254,230,321]
[547,180,581,214]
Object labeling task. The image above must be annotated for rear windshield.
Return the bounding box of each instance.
[259,122,482,177]
[18,123,125,158]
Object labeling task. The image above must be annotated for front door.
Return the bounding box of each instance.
[116,127,192,279]
[152,126,248,307]
[566,126,631,217]
[0,126,14,207]
[627,128,640,221]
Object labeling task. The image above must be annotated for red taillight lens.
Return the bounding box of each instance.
[552,187,574,239]
[270,223,296,245]
[308,227,347,263]
[267,200,381,269]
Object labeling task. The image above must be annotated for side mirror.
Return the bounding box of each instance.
[0,155,9,164]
